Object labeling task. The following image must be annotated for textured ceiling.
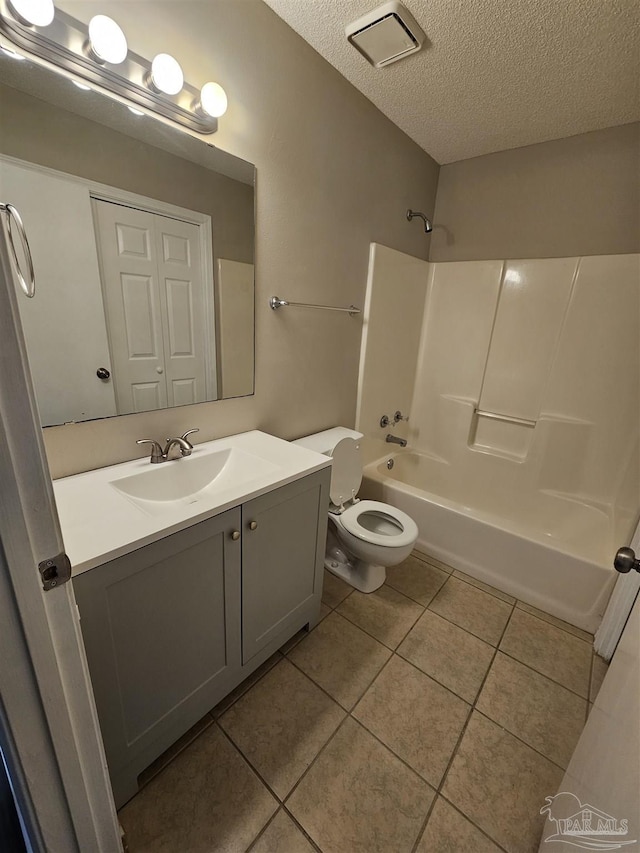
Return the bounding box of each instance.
[262,0,640,164]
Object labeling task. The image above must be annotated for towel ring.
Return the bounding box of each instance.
[1,203,35,298]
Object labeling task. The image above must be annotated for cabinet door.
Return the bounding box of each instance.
[242,470,329,664]
[73,507,241,805]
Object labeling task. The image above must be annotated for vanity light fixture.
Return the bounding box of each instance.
[0,2,225,134]
[87,14,127,65]
[148,52,183,95]
[128,106,145,116]
[72,79,91,91]
[7,0,54,27]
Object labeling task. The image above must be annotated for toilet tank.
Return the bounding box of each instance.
[294,427,364,508]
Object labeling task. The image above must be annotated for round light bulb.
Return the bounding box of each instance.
[8,0,54,27]
[199,82,227,118]
[88,15,128,65]
[150,53,183,95]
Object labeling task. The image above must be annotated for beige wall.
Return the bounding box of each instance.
[430,123,640,262]
[26,0,439,477]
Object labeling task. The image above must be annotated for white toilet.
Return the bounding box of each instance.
[295,427,418,593]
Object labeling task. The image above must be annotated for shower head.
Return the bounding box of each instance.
[407,209,432,233]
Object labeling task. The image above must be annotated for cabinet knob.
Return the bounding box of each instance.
[249,521,258,531]
[231,530,240,541]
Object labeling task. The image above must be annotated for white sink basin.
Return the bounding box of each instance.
[111,447,278,514]
[53,430,332,575]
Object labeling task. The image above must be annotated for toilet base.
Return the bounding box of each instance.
[324,552,386,594]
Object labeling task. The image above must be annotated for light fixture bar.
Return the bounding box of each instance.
[0,1,218,134]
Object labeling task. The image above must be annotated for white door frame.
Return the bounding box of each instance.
[0,223,122,850]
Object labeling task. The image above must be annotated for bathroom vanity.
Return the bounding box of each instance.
[54,431,331,807]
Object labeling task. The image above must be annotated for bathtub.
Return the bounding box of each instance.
[361,451,616,633]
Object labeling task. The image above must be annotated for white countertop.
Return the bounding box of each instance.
[53,430,331,576]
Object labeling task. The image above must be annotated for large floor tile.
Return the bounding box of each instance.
[477,652,586,768]
[500,609,591,697]
[452,569,515,604]
[398,610,494,703]
[321,570,352,609]
[119,725,277,853]
[287,611,391,709]
[516,601,592,642]
[443,712,563,853]
[354,656,469,787]
[287,717,434,853]
[385,554,449,605]
[416,796,504,853]
[337,584,423,648]
[249,809,316,853]
[219,659,345,798]
[429,577,512,646]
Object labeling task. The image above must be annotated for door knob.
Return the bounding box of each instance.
[231,531,240,541]
[614,547,640,574]
[96,367,110,380]
[249,521,258,531]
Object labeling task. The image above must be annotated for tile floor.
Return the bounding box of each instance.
[119,551,608,853]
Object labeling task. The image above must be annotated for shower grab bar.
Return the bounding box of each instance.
[474,408,536,427]
[269,296,360,316]
[0,203,35,298]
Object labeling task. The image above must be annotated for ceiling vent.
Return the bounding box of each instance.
[345,1,425,68]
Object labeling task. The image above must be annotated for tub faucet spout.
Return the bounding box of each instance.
[386,434,407,447]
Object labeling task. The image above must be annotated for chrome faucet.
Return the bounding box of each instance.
[386,434,407,447]
[137,429,199,463]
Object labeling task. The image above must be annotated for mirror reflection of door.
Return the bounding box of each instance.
[93,200,214,415]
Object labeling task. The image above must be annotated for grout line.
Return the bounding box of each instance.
[285,622,390,714]
[245,807,281,852]
[416,599,518,850]
[333,589,426,652]
[215,719,283,804]
[471,707,568,773]
[437,795,512,853]
[495,646,591,702]
[449,570,517,605]
[280,804,324,852]
[513,600,593,643]
[282,715,352,806]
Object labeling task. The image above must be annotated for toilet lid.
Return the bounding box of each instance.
[339,500,418,548]
[329,437,363,507]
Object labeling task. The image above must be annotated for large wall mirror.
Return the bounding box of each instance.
[0,54,255,427]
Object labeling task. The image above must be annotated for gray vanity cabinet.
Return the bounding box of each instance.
[72,467,330,808]
[73,507,242,807]
[242,472,329,664]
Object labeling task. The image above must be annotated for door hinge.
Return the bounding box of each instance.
[38,552,72,591]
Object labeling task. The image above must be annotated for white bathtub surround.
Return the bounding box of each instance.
[356,243,429,449]
[357,246,640,632]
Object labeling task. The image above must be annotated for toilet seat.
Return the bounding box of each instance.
[337,500,418,549]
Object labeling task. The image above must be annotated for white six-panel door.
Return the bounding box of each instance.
[93,200,208,415]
